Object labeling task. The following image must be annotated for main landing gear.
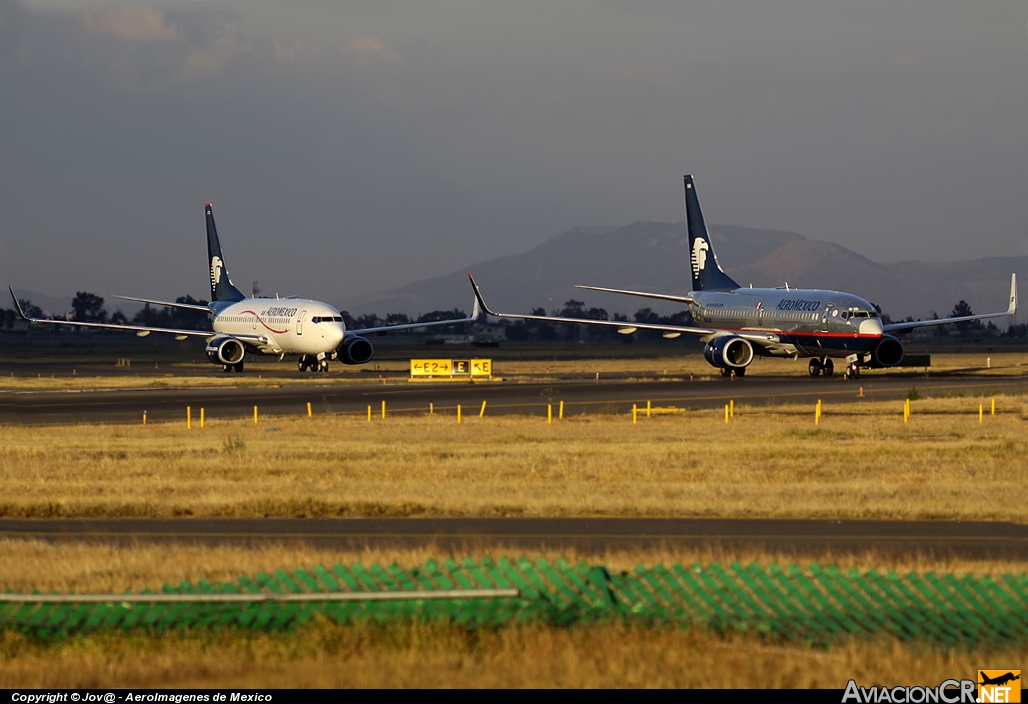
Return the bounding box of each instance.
[720,366,746,378]
[298,355,329,373]
[808,358,834,377]
[223,362,244,373]
[843,362,861,380]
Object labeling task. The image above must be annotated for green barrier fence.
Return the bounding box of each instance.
[3,559,1027,644]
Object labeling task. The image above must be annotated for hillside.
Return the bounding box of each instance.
[349,221,1025,322]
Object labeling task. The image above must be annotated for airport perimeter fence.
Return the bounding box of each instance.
[3,558,1028,645]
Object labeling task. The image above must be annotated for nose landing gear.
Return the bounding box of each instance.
[298,355,330,373]
[223,362,244,373]
[843,362,861,379]
[720,366,746,378]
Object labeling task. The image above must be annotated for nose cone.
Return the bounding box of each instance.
[860,318,883,336]
[328,322,344,349]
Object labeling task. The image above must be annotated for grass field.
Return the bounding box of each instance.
[4,622,1022,688]
[0,395,1026,521]
[1,541,1026,688]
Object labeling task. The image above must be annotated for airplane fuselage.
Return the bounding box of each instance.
[690,287,884,358]
[210,298,345,356]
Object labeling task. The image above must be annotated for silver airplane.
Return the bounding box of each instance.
[10,203,478,373]
[469,174,1017,379]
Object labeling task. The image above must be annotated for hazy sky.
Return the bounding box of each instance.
[3,0,1027,307]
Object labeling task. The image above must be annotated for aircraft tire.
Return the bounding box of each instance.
[223,365,232,373]
[808,359,822,377]
[720,367,732,378]
[734,367,746,378]
[823,359,834,377]
[234,362,244,373]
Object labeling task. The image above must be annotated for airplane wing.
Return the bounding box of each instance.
[8,286,266,344]
[348,295,481,336]
[112,294,210,312]
[468,274,714,337]
[883,274,1017,334]
[574,284,695,305]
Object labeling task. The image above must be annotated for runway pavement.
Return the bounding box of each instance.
[2,518,1025,558]
[0,374,1026,424]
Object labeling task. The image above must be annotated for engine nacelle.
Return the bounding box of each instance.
[870,334,905,368]
[205,336,245,365]
[703,335,755,369]
[339,334,374,365]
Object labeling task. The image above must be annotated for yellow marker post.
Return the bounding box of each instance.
[559,401,564,420]
[187,406,191,430]
[991,398,995,416]
[479,400,487,418]
[307,402,312,417]
[646,400,652,418]
[367,405,372,422]
[142,412,147,426]
[457,404,462,424]
[729,399,734,418]
[381,400,386,420]
[815,399,821,425]
[430,402,434,415]
[254,406,258,424]
[548,404,553,424]
[724,404,729,425]
[903,399,909,424]
[979,403,984,424]
[632,404,637,425]
[200,408,205,429]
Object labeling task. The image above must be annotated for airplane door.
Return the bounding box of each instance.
[821,305,833,333]
[297,310,306,336]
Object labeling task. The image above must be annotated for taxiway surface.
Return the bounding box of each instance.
[0,374,1025,424]
[2,518,1025,559]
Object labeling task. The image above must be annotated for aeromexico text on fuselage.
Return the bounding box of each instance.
[690,287,883,356]
[211,298,345,355]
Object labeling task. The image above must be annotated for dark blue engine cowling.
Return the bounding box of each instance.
[205,336,245,365]
[703,335,755,369]
[870,335,904,368]
[338,334,374,365]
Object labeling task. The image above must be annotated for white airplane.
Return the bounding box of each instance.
[10,203,478,373]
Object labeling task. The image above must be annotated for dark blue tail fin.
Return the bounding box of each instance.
[684,175,739,291]
[205,203,246,303]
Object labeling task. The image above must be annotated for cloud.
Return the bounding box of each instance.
[81,8,182,43]
[343,35,402,65]
[178,23,249,77]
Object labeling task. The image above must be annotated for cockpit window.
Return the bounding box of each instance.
[312,316,344,324]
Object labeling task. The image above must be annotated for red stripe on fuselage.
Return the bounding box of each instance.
[717,327,882,339]
[240,310,289,335]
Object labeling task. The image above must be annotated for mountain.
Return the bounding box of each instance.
[348,222,1025,323]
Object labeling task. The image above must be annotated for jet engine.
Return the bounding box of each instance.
[206,336,245,366]
[703,335,754,370]
[338,334,374,365]
[870,335,904,368]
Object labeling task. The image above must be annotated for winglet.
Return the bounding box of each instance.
[1009,273,1017,316]
[8,287,29,321]
[467,274,499,318]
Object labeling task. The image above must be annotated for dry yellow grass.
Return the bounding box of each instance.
[3,622,1024,688]
[2,541,1025,687]
[1,395,1026,520]
[2,540,1026,594]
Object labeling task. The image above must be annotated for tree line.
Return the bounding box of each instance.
[0,293,1021,340]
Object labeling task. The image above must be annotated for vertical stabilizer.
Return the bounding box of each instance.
[684,175,739,291]
[205,203,246,303]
